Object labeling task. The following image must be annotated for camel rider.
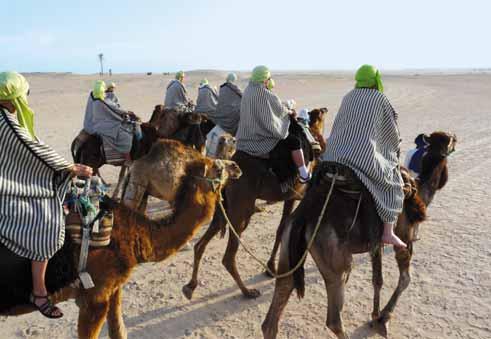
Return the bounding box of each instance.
[83,80,139,161]
[208,73,243,135]
[195,79,219,115]
[236,65,311,183]
[164,71,192,111]
[404,133,429,177]
[0,71,92,318]
[321,64,406,248]
[105,82,120,107]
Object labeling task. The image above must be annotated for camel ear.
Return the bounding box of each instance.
[219,160,242,179]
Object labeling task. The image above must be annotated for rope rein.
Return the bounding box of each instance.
[217,174,337,279]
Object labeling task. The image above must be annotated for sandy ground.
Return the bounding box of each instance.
[1,71,490,339]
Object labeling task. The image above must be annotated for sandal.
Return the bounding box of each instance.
[30,293,63,319]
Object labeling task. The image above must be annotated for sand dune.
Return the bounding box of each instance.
[1,72,490,338]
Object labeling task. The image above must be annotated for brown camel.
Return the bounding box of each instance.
[261,131,457,339]
[1,141,242,339]
[182,108,328,300]
[122,139,239,213]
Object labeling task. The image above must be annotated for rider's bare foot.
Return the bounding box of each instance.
[382,223,407,248]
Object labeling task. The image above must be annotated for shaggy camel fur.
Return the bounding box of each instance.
[123,139,239,212]
[262,131,456,339]
[182,108,328,300]
[3,144,241,339]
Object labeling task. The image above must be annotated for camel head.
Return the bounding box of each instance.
[205,159,242,186]
[186,158,242,193]
[215,135,236,160]
[149,105,181,138]
[417,131,457,203]
[308,107,328,133]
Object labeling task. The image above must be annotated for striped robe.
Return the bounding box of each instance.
[0,109,72,261]
[195,85,219,114]
[236,82,290,157]
[208,82,242,135]
[83,93,133,153]
[164,80,190,110]
[321,88,404,224]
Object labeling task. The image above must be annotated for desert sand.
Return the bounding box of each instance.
[1,71,490,339]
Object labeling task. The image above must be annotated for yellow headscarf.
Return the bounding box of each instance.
[93,80,106,100]
[0,72,36,138]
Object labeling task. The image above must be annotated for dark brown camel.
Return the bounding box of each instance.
[261,131,457,339]
[182,108,328,300]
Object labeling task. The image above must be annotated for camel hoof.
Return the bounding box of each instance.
[369,317,389,338]
[243,288,261,299]
[182,284,195,300]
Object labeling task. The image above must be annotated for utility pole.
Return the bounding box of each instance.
[98,53,104,76]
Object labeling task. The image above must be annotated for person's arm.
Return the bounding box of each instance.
[269,92,290,119]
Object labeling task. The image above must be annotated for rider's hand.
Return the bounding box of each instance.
[69,164,93,178]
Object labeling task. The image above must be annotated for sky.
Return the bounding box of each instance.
[1,0,490,73]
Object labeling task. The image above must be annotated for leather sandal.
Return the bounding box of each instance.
[30,293,63,319]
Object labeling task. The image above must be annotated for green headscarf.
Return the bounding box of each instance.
[0,71,36,138]
[200,78,209,86]
[93,80,106,100]
[355,64,384,92]
[251,65,271,83]
[175,71,185,81]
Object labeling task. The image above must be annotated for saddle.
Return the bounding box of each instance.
[72,130,125,166]
[64,178,114,248]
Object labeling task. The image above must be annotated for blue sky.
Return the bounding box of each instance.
[1,0,490,73]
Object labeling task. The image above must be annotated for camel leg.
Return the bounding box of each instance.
[310,242,350,339]
[371,246,383,320]
[222,208,259,298]
[371,246,412,337]
[265,199,295,276]
[262,225,295,339]
[107,288,127,339]
[182,213,223,300]
[112,165,128,200]
[78,299,110,339]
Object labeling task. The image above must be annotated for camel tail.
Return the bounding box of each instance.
[288,217,307,299]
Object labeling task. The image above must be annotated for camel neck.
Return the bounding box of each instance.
[119,188,219,265]
[417,156,447,206]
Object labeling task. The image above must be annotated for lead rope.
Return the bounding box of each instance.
[217,174,337,279]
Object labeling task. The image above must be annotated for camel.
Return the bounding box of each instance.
[182,108,328,300]
[0,140,242,339]
[261,131,457,339]
[122,139,239,212]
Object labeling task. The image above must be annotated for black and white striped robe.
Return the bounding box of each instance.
[0,108,72,261]
[321,88,404,224]
[236,82,290,157]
